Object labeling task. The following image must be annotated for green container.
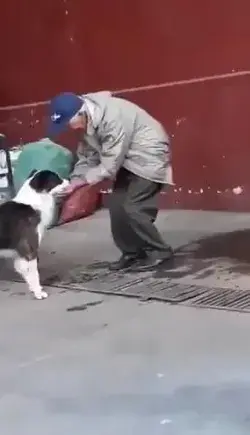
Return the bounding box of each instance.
[14,138,74,192]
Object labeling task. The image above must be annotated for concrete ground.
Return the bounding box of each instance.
[1,210,250,433]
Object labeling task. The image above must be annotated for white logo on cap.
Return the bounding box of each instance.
[51,113,61,122]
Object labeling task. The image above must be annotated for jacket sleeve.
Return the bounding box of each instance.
[70,140,100,181]
[85,118,130,185]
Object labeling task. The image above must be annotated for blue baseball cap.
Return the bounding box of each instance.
[47,92,83,136]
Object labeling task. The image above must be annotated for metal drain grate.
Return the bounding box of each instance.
[6,262,250,313]
[110,277,209,302]
[184,288,250,313]
[46,267,210,303]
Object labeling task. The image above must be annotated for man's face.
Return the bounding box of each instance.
[69,113,88,133]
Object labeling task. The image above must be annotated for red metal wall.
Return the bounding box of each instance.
[1,0,250,210]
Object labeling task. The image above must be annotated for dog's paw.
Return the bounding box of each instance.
[34,290,48,300]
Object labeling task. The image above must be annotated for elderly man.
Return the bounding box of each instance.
[48,91,174,271]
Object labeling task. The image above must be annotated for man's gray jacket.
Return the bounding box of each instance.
[71,91,173,185]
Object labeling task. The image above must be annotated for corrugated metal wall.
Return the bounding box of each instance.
[1,0,250,210]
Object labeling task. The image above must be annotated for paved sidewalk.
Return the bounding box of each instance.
[1,284,250,434]
[0,210,250,433]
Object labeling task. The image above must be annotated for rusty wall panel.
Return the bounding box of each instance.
[1,0,250,210]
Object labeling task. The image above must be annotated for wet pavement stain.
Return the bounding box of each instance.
[154,229,250,280]
[194,230,250,263]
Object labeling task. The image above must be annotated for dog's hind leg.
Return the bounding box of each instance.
[14,256,48,300]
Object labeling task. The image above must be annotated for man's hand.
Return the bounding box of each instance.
[56,179,87,197]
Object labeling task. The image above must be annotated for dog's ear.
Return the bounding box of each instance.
[28,169,37,178]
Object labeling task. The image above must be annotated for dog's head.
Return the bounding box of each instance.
[28,170,69,195]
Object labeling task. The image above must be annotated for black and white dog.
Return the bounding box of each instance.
[0,170,69,299]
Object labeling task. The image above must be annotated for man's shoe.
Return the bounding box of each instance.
[131,247,174,271]
[109,252,147,271]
